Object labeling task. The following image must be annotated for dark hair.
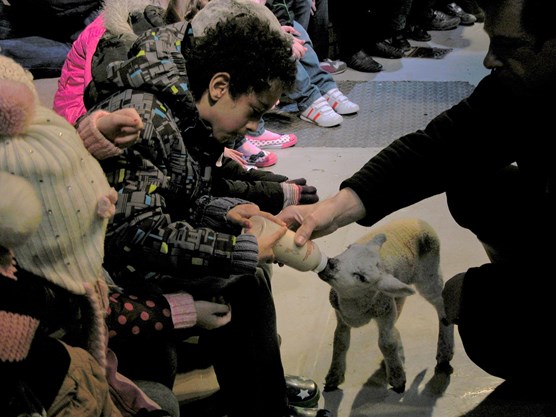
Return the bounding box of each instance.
[477,0,556,46]
[183,13,297,100]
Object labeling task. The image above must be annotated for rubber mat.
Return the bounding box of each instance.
[264,80,475,147]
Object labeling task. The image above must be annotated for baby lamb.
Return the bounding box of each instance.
[319,218,454,393]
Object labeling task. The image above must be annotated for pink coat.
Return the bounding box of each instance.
[53,14,106,125]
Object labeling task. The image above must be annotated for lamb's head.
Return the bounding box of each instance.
[318,233,415,298]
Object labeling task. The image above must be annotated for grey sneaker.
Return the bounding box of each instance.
[444,2,477,26]
[319,58,347,75]
[424,9,461,30]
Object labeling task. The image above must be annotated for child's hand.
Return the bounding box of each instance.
[96,108,144,149]
[254,222,287,263]
[223,147,247,169]
[194,300,231,329]
[228,204,284,229]
[281,25,307,59]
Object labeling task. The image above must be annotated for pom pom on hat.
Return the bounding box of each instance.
[0,80,36,136]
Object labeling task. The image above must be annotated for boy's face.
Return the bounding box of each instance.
[198,74,283,142]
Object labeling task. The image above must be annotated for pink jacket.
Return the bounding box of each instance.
[53,14,106,125]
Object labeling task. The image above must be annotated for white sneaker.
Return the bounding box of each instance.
[300,96,343,127]
[323,88,360,115]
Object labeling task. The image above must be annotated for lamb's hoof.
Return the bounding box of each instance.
[324,373,343,392]
[435,361,454,375]
[392,383,406,394]
[323,383,340,392]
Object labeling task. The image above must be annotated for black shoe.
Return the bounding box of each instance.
[444,2,477,26]
[286,374,320,408]
[365,39,404,59]
[404,25,432,42]
[287,405,333,417]
[346,50,383,72]
[392,32,411,52]
[423,9,461,30]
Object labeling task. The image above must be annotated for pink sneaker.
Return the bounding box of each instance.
[244,150,278,168]
[245,129,297,149]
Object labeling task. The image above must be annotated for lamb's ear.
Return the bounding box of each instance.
[377,272,415,297]
[369,233,387,248]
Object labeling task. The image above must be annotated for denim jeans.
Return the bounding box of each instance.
[0,36,71,78]
[287,21,337,113]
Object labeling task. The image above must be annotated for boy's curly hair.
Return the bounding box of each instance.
[184,13,297,101]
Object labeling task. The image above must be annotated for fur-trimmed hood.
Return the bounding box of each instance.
[102,0,167,40]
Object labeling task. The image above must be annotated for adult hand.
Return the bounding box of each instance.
[96,108,144,149]
[277,188,366,246]
[311,0,316,14]
[194,300,231,329]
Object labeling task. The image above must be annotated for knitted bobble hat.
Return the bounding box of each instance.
[0,59,117,296]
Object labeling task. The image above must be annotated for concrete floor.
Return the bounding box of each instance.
[33,22,555,417]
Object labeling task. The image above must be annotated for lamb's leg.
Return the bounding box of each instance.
[324,310,351,391]
[414,270,455,367]
[376,315,406,393]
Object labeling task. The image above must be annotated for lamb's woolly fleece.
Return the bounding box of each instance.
[357,218,440,269]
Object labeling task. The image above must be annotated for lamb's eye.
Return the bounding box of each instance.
[354,273,366,283]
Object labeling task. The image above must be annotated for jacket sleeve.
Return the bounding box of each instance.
[341,75,519,227]
[106,287,197,339]
[104,188,259,283]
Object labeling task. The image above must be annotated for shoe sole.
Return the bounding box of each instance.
[320,67,347,75]
[300,114,341,128]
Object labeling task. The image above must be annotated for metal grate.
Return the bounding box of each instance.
[264,80,475,148]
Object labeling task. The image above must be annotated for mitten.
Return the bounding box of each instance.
[281,178,319,208]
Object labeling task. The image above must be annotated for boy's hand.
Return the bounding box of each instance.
[227,204,284,229]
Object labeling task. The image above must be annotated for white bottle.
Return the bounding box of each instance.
[246,215,328,273]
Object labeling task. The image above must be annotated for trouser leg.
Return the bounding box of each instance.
[200,266,288,417]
